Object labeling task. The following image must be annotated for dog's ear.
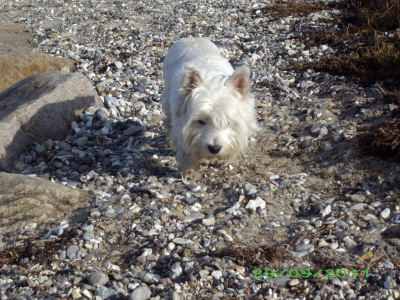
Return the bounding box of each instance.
[227,65,251,97]
[181,65,204,98]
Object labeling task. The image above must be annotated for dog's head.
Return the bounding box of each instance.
[177,64,259,162]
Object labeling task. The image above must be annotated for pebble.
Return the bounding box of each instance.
[288,279,300,286]
[130,286,151,300]
[349,203,368,211]
[320,205,331,217]
[76,136,89,147]
[344,237,357,249]
[88,271,109,286]
[95,286,119,300]
[66,245,80,260]
[380,208,391,219]
[362,251,374,260]
[202,217,215,226]
[245,197,266,210]
[170,263,183,280]
[349,194,365,203]
[328,242,339,250]
[300,139,312,149]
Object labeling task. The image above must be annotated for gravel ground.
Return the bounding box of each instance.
[1,0,400,299]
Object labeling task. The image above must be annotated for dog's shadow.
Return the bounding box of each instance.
[104,118,179,179]
[22,115,181,182]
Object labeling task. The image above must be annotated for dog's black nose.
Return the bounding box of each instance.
[208,145,221,154]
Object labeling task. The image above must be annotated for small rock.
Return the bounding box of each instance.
[340,173,352,180]
[320,205,331,217]
[328,242,339,250]
[202,217,215,226]
[321,166,334,177]
[123,125,142,136]
[76,136,89,147]
[300,139,312,149]
[211,270,223,280]
[114,61,123,69]
[184,212,205,222]
[349,203,368,211]
[88,271,109,287]
[349,194,365,203]
[336,220,349,229]
[319,239,328,247]
[66,245,80,260]
[344,237,357,249]
[288,278,300,286]
[170,263,183,280]
[380,208,391,219]
[171,292,181,300]
[295,244,314,253]
[138,271,158,284]
[245,197,266,210]
[362,250,374,260]
[172,238,192,245]
[95,286,119,300]
[35,143,46,153]
[129,286,151,300]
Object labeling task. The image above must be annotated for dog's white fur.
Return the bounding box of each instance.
[161,37,259,174]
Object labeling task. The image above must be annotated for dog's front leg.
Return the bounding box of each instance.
[177,151,199,179]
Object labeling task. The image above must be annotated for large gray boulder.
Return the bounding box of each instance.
[0,70,104,171]
[0,172,92,233]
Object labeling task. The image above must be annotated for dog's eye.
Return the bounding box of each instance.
[197,120,206,125]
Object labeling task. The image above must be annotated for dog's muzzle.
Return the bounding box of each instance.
[208,145,222,154]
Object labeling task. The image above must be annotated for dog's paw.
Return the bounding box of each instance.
[179,169,195,180]
[202,158,225,168]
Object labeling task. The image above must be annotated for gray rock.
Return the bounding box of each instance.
[349,203,369,211]
[58,141,72,151]
[129,286,151,300]
[331,133,345,143]
[344,237,357,249]
[310,123,327,136]
[10,295,32,300]
[183,212,205,222]
[123,125,143,136]
[295,244,315,253]
[211,270,223,280]
[35,143,46,153]
[95,286,119,300]
[66,244,80,260]
[265,276,291,286]
[114,61,123,69]
[170,262,183,279]
[380,208,391,219]
[0,71,103,171]
[88,271,109,287]
[59,250,67,260]
[288,250,308,258]
[82,231,93,241]
[138,271,157,284]
[0,172,91,233]
[336,220,349,229]
[76,136,89,147]
[300,139,312,149]
[96,107,110,122]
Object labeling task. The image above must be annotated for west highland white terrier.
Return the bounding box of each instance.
[161,37,259,176]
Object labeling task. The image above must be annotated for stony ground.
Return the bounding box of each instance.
[0,0,400,299]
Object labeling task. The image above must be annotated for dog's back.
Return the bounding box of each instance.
[163,37,233,84]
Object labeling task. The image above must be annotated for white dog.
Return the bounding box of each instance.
[161,37,259,175]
